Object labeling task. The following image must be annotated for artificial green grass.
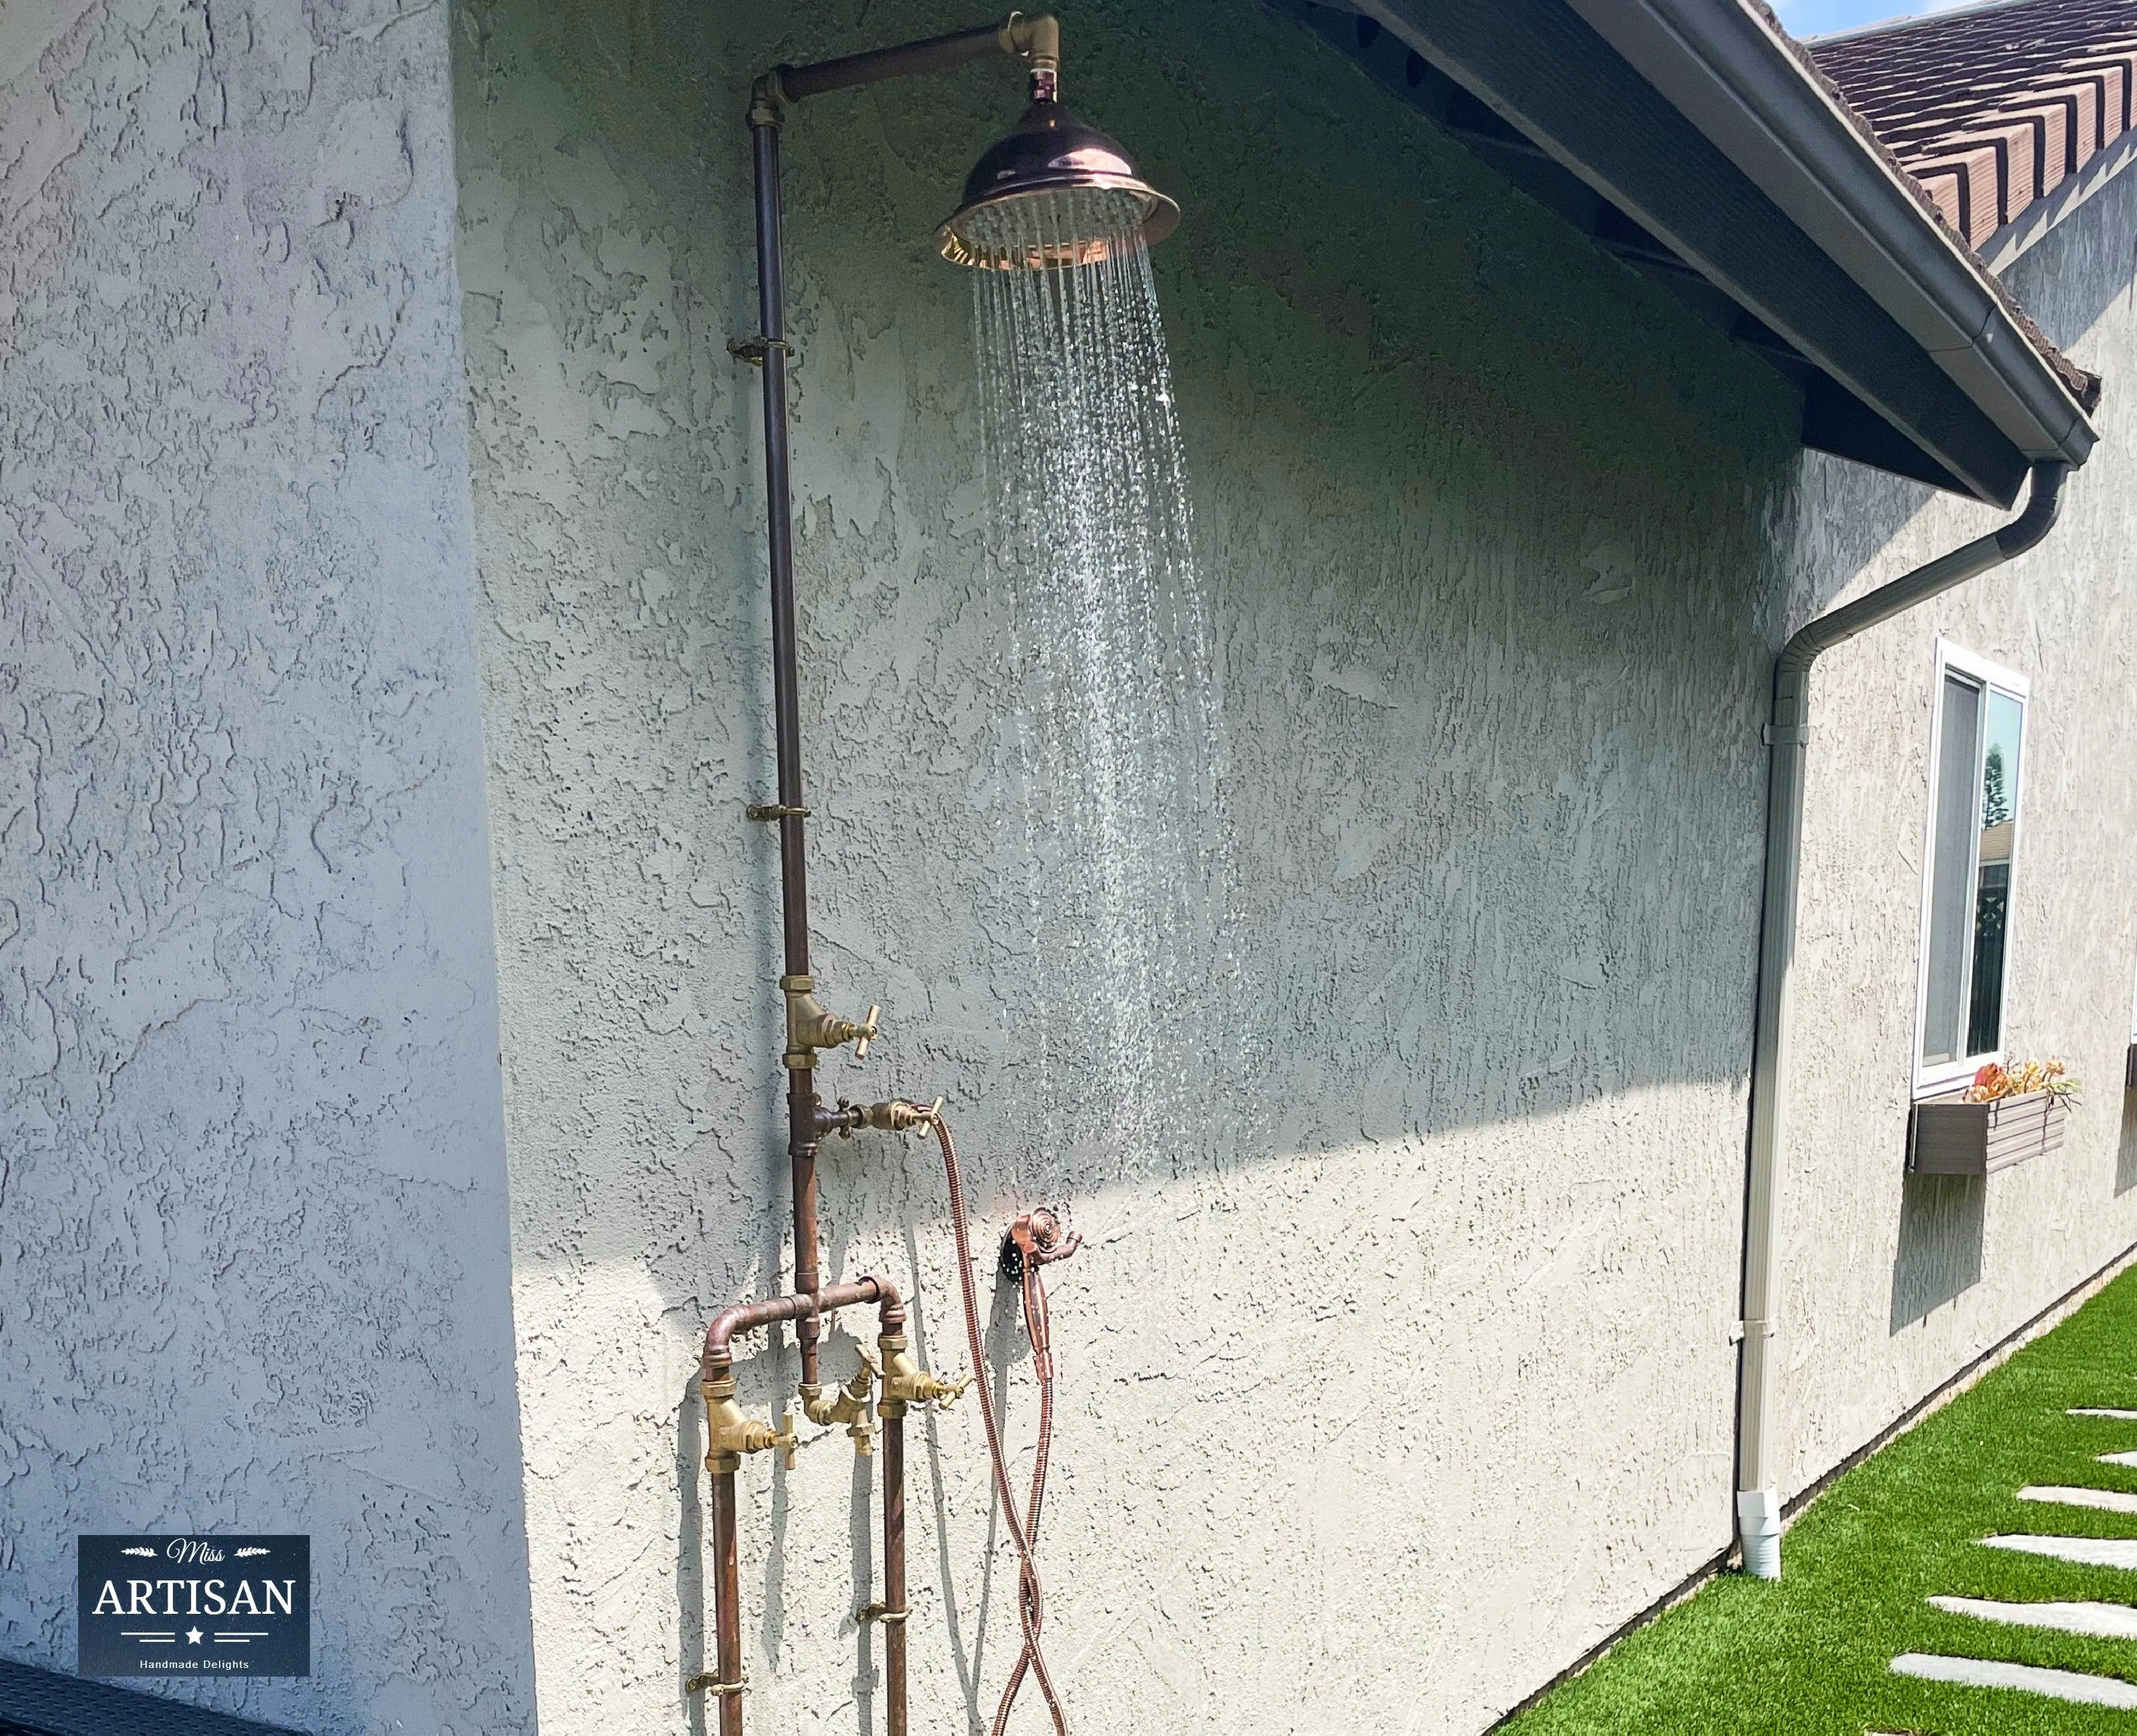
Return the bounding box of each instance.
[1505,1266,2137,1735]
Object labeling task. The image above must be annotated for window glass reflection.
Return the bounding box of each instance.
[1965,690,2023,1056]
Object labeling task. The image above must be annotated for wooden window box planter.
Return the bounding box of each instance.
[1909,1088,2069,1176]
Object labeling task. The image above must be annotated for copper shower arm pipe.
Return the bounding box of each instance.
[770,15,1060,104]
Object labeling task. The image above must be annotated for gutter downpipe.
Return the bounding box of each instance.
[1734,457,2070,1580]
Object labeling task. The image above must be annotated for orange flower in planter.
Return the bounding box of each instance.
[1964,1063,2012,1103]
[1963,1058,2078,1104]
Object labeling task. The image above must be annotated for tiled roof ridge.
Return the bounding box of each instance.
[1742,0,2100,407]
[1812,0,2080,47]
[1808,0,2137,282]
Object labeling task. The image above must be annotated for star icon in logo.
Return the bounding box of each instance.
[186,1628,203,1645]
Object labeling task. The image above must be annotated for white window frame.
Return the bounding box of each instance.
[1911,639,2031,1100]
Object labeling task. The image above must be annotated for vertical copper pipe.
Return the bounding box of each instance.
[884,1412,908,1736]
[747,107,823,1387]
[749,115,808,973]
[711,1469,744,1736]
[788,1070,822,1386]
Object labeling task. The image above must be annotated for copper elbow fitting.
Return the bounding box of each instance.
[1000,11,1060,100]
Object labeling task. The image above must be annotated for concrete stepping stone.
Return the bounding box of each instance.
[2020,1485,2137,1514]
[2068,1407,2137,1419]
[2100,1450,2137,1468]
[1982,1534,2137,1569]
[1891,1653,2137,1707]
[1931,1594,2137,1639]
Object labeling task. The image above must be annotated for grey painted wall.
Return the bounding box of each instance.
[0,2,536,1731]
[7,0,2133,1731]
[453,1,1808,1729]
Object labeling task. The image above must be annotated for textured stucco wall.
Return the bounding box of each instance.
[0,3,536,1731]
[1770,169,2137,1503]
[453,1,1807,1730]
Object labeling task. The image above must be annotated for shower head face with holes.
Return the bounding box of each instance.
[938,99,1180,269]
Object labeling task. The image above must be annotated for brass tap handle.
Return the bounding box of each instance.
[773,1408,797,1472]
[781,977,882,1068]
[879,1332,970,1414]
[801,1349,880,1455]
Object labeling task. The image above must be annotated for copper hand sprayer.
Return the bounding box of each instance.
[700,16,1177,1736]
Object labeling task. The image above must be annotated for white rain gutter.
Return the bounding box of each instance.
[1560,0,2096,477]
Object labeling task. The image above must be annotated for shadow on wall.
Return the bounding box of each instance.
[2004,178,2137,359]
[1889,1170,1986,1333]
[2118,1088,2137,1195]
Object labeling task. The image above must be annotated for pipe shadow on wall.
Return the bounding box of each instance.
[896,1218,1029,1736]
[677,1377,709,1736]
[1889,1171,1986,1333]
[2118,1086,2137,1195]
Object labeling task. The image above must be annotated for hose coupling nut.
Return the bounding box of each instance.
[834,1096,943,1135]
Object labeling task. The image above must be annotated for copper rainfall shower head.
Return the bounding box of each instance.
[936,51,1179,269]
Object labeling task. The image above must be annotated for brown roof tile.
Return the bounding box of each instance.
[1810,0,2137,249]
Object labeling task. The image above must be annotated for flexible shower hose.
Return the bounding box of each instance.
[928,1111,1070,1736]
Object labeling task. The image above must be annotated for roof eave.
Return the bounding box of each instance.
[1559,0,2097,471]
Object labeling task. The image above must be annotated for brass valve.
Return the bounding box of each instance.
[833,1096,944,1136]
[703,1374,798,1475]
[877,1331,972,1418]
[800,1347,880,1457]
[781,974,880,1070]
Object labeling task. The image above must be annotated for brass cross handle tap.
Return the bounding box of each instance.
[923,1368,974,1410]
[704,1375,799,1473]
[833,1096,944,1136]
[878,1331,972,1414]
[801,1347,880,1456]
[780,975,880,1069]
